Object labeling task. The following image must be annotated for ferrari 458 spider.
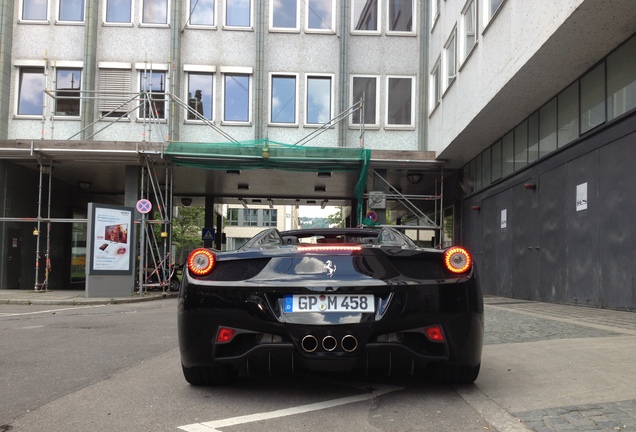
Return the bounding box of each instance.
[178,227,483,385]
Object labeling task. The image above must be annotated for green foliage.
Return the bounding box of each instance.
[172,206,205,261]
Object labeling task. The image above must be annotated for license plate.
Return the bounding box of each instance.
[284,294,375,313]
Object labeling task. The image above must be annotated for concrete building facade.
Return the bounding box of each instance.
[427,0,636,309]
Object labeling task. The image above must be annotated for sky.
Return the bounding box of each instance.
[298,205,339,219]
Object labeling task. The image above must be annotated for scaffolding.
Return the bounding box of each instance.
[0,62,445,293]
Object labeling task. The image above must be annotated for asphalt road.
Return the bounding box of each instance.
[1,296,635,432]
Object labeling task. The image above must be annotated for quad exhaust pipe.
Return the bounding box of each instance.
[300,334,358,353]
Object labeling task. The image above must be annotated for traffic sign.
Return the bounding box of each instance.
[136,199,152,214]
[202,228,215,241]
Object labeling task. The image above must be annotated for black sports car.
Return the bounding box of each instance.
[178,227,483,385]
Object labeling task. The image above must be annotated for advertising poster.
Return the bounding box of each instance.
[89,205,133,274]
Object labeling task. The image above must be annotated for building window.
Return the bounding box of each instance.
[431,0,440,27]
[501,131,514,177]
[55,68,81,116]
[387,0,414,33]
[21,0,48,21]
[527,112,539,163]
[98,67,131,118]
[227,208,239,225]
[306,75,332,125]
[263,209,278,227]
[139,71,166,119]
[484,0,504,26]
[351,76,378,125]
[58,0,85,22]
[223,73,250,123]
[271,0,298,31]
[105,0,132,23]
[142,0,168,25]
[386,76,414,127]
[557,81,579,147]
[187,0,215,27]
[243,209,258,226]
[352,0,379,33]
[514,120,528,171]
[539,98,557,157]
[17,67,45,116]
[491,140,502,182]
[444,29,457,89]
[306,0,335,32]
[607,36,636,120]
[580,63,606,134]
[270,74,297,124]
[430,59,441,111]
[461,0,477,62]
[187,72,214,121]
[481,147,491,187]
[225,0,251,28]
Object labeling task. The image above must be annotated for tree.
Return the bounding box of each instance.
[326,207,343,228]
[171,206,205,262]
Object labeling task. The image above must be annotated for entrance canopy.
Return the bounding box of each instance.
[166,139,371,215]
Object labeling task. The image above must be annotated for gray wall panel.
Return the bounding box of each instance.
[599,130,636,310]
[566,152,600,306]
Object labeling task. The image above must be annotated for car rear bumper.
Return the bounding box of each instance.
[178,280,483,374]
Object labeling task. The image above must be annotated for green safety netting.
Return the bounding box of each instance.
[165,139,371,218]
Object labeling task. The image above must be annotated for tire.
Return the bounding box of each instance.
[426,363,480,384]
[181,364,238,386]
[170,278,180,292]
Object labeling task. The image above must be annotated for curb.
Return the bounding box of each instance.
[456,385,533,432]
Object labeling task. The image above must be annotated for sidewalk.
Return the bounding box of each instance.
[465,296,636,432]
[0,289,172,305]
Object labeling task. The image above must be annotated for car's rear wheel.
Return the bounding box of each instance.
[182,364,238,386]
[426,363,480,384]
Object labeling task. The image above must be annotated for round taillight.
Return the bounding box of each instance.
[187,248,216,276]
[443,247,472,274]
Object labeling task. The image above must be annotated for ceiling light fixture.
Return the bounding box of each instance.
[78,181,91,191]
[237,183,249,190]
[407,172,423,185]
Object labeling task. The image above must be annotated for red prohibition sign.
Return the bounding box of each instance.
[136,199,152,214]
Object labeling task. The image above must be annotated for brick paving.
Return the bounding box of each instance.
[483,297,636,432]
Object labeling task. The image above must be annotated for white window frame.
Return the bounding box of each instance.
[14,60,47,118]
[350,74,380,128]
[483,0,505,31]
[385,75,415,129]
[305,73,334,126]
[431,0,440,29]
[53,61,84,118]
[140,0,170,27]
[104,0,133,25]
[98,62,133,120]
[186,0,216,28]
[221,66,253,124]
[269,0,300,32]
[386,0,415,35]
[429,57,441,113]
[224,0,253,30]
[19,0,50,23]
[459,0,477,65]
[135,63,169,120]
[269,73,299,126]
[184,65,216,122]
[305,0,336,34]
[443,28,457,92]
[351,0,380,35]
[57,0,85,23]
